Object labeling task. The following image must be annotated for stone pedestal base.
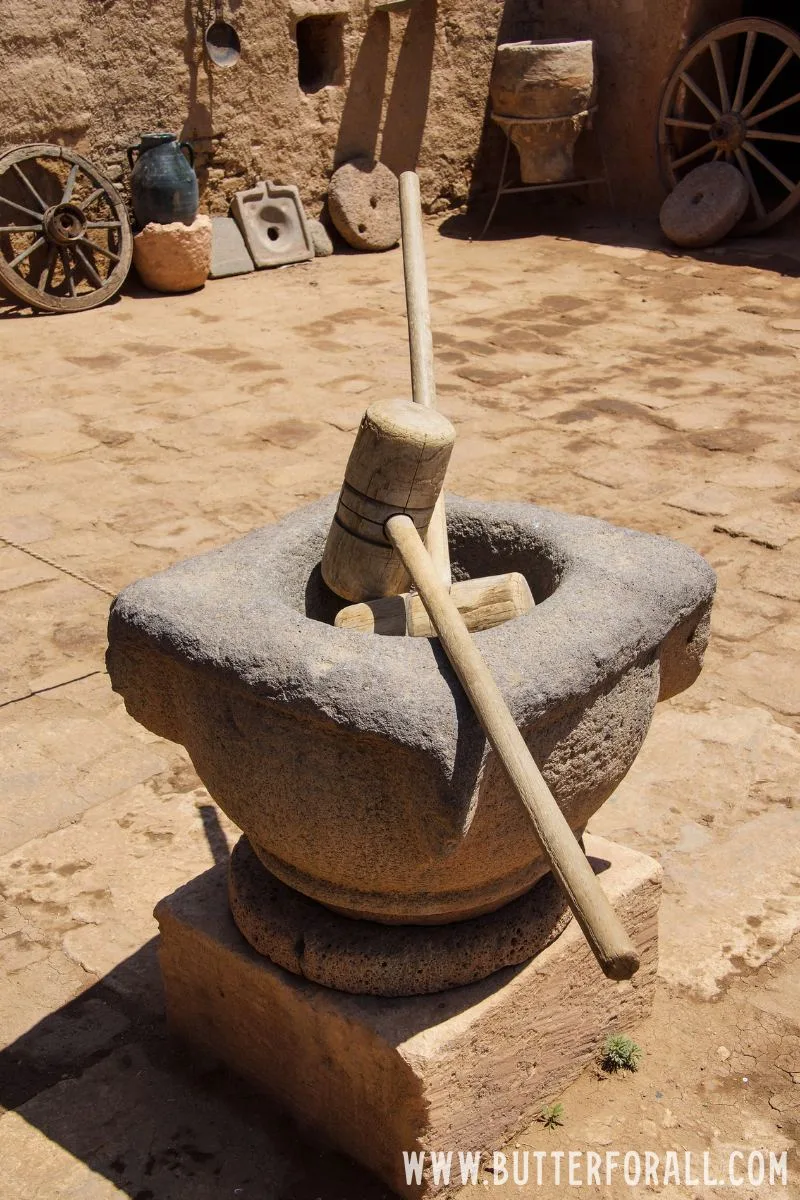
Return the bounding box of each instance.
[133,215,211,293]
[155,835,661,1197]
[229,835,573,996]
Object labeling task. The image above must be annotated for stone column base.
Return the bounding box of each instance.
[133,215,211,293]
[155,835,662,1197]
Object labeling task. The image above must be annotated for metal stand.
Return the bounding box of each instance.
[480,109,614,238]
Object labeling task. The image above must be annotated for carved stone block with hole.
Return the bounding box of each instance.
[231,180,313,269]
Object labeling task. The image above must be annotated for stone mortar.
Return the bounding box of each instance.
[107,494,715,925]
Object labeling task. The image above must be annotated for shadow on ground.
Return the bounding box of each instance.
[439,199,800,279]
[0,940,392,1199]
[1,808,392,1200]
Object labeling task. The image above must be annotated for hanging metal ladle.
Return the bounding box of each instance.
[204,0,241,68]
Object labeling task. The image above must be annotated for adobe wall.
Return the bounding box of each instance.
[0,0,741,220]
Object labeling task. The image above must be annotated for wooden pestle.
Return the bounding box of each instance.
[333,171,534,638]
[322,399,640,982]
[399,170,451,585]
[322,400,456,603]
[335,571,533,636]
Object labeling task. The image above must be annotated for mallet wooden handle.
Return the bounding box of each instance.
[399,170,451,586]
[384,513,641,982]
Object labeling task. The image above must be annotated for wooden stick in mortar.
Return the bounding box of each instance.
[384,511,641,983]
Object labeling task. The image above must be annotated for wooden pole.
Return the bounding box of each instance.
[399,170,451,587]
[385,512,641,982]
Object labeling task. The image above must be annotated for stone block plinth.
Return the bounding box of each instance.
[155,834,662,1197]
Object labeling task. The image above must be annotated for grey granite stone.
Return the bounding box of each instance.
[209,216,255,278]
[660,162,749,249]
[107,494,715,924]
[308,218,334,257]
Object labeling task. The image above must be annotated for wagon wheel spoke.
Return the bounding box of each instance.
[659,20,800,232]
[672,141,715,170]
[86,220,123,229]
[11,163,48,212]
[0,223,43,233]
[61,163,80,203]
[733,30,756,111]
[710,41,731,112]
[679,71,722,120]
[748,129,800,144]
[741,46,794,119]
[8,236,45,271]
[72,242,104,289]
[0,195,44,221]
[743,140,796,192]
[38,245,57,290]
[747,90,800,126]
[735,148,767,218]
[664,118,712,131]
[78,236,120,264]
[61,249,77,297]
[82,186,108,212]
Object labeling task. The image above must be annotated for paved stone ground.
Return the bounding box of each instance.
[1,213,798,1197]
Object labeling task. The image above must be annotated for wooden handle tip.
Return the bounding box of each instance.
[601,947,640,981]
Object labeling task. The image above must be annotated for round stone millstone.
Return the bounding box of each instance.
[327,158,401,252]
[229,836,573,997]
[659,163,749,249]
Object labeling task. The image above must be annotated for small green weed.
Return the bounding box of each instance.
[538,1102,564,1130]
[601,1033,642,1073]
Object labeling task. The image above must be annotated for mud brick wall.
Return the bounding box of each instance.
[0,0,742,218]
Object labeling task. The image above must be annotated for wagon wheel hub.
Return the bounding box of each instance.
[43,202,88,245]
[710,111,746,152]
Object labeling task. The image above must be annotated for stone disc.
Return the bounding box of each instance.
[327,157,401,252]
[229,835,573,996]
[659,162,749,249]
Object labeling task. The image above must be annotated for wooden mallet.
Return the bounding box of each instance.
[333,171,534,638]
[322,398,640,983]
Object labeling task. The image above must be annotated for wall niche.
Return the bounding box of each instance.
[296,14,346,93]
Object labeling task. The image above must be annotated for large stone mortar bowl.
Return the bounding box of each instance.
[107,495,715,924]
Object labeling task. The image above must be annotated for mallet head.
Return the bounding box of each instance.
[321,398,455,603]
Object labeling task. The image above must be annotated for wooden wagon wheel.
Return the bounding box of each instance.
[658,19,800,234]
[0,144,132,314]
